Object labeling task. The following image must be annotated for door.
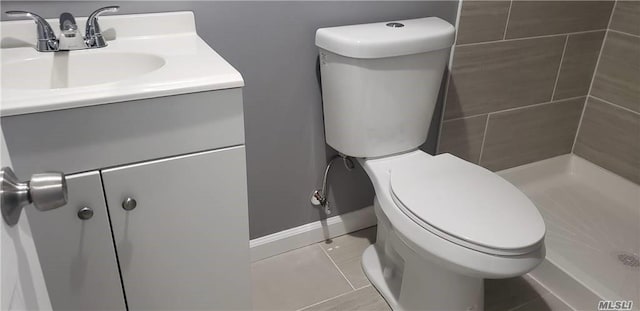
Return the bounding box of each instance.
[102,146,251,310]
[25,171,126,311]
[0,128,52,310]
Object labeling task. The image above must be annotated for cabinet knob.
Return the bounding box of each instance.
[122,197,137,211]
[77,206,94,220]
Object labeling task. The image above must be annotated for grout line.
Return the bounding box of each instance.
[573,0,618,153]
[506,292,576,311]
[442,113,488,123]
[317,244,356,290]
[550,35,570,101]
[590,95,640,115]
[502,0,513,40]
[459,28,606,48]
[295,283,371,311]
[494,96,586,114]
[571,97,590,154]
[435,65,454,154]
[452,0,464,46]
[608,28,640,39]
[353,284,372,291]
[586,0,616,99]
[477,114,491,165]
[506,297,542,311]
[435,0,464,154]
[443,95,587,123]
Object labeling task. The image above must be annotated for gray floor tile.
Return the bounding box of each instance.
[251,244,353,311]
[319,227,377,288]
[252,230,571,311]
[485,275,550,311]
[300,286,390,311]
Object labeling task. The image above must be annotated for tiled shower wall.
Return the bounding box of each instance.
[437,1,614,171]
[574,1,640,184]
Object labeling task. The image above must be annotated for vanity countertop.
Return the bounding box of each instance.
[1,11,244,116]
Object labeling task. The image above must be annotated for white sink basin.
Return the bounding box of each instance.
[2,52,166,89]
[1,11,244,116]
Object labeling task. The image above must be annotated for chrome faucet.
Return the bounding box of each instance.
[5,6,120,52]
[85,6,119,49]
[58,12,84,50]
[4,10,58,51]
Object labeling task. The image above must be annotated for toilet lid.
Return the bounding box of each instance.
[390,153,545,254]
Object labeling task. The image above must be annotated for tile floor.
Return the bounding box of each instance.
[251,226,573,311]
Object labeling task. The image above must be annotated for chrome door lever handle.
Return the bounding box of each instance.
[0,167,68,226]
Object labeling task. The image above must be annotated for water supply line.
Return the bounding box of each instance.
[310,154,355,215]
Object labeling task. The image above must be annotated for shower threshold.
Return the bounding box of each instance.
[499,154,639,310]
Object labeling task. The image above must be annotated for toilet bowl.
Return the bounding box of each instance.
[359,150,545,310]
[315,17,546,310]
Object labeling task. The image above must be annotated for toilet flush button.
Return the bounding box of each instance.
[386,22,404,28]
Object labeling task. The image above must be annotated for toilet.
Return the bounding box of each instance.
[315,18,546,311]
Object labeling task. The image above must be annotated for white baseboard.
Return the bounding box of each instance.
[249,206,376,262]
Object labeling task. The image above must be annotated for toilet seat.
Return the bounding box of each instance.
[389,153,545,256]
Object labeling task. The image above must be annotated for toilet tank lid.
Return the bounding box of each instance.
[315,17,455,59]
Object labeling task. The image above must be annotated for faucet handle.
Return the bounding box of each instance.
[89,5,120,16]
[85,5,119,48]
[5,10,58,51]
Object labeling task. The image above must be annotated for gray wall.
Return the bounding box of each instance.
[2,1,458,238]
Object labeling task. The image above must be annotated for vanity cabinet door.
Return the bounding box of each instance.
[101,146,251,310]
[25,171,126,311]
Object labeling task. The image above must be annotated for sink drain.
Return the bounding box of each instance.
[617,252,640,268]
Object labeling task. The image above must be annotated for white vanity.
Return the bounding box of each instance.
[1,11,250,310]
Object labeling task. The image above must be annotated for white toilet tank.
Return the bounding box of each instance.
[316,17,455,158]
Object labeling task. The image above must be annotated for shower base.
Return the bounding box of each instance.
[499,154,639,310]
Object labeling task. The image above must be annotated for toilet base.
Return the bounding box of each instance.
[362,245,484,311]
[362,212,484,311]
[362,245,403,310]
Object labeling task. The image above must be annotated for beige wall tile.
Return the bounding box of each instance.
[444,36,565,119]
[480,97,585,171]
[251,245,352,310]
[591,31,640,113]
[574,97,640,184]
[300,286,389,311]
[505,1,613,39]
[456,0,511,45]
[438,115,488,163]
[610,1,640,36]
[554,31,605,100]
